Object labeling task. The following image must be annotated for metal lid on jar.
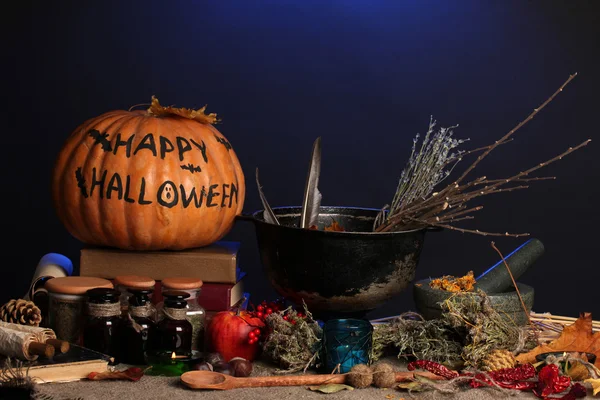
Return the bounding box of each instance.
[114,275,156,289]
[45,277,113,295]
[161,277,203,290]
[86,288,121,304]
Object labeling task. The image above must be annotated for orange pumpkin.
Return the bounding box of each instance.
[52,97,245,250]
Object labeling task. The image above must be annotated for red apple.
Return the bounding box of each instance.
[207,311,265,362]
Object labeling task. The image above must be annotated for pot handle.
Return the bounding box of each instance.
[235,213,255,222]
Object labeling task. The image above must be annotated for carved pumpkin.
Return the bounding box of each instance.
[52,97,245,250]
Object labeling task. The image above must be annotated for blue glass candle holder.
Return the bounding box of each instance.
[322,318,373,374]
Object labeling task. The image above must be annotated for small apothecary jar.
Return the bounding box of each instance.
[159,278,205,353]
[83,288,123,364]
[123,288,158,365]
[156,290,193,356]
[45,277,113,344]
[113,275,156,316]
[322,318,373,374]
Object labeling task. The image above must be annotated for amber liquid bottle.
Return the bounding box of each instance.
[82,288,123,365]
[123,288,158,365]
[157,291,193,356]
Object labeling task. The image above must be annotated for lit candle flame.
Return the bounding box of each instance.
[171,352,176,359]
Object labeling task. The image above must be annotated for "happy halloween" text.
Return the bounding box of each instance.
[75,167,239,209]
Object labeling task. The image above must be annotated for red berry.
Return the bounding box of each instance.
[248,332,256,339]
[266,308,273,314]
[253,328,261,335]
[291,320,297,325]
[256,312,264,318]
[283,315,288,320]
[257,305,264,312]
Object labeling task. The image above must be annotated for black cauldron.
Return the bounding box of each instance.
[238,206,432,319]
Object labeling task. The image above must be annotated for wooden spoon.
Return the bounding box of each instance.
[181,370,443,390]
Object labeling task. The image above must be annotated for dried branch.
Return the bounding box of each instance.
[451,73,578,187]
[375,73,591,236]
[490,241,533,327]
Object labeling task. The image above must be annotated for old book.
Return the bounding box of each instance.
[15,343,110,383]
[151,271,246,309]
[80,241,240,284]
[197,276,246,311]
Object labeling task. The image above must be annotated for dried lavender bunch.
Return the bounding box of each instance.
[374,117,467,230]
[375,73,591,236]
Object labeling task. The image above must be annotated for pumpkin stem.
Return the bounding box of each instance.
[146,95,220,124]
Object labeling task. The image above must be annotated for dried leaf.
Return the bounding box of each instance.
[87,367,147,381]
[308,383,354,393]
[566,361,591,381]
[396,380,430,392]
[584,378,600,396]
[146,96,219,124]
[516,312,600,368]
[324,220,344,232]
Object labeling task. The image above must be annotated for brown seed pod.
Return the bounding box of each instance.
[346,364,373,389]
[372,362,396,388]
[229,357,253,377]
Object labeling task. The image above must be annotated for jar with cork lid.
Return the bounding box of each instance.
[45,276,113,344]
[113,275,156,316]
[83,288,123,365]
[158,278,205,353]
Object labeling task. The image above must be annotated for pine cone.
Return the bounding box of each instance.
[0,299,42,326]
[481,349,517,371]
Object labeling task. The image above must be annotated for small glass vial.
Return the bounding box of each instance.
[159,278,205,353]
[157,291,193,356]
[45,277,113,344]
[83,288,123,365]
[123,288,158,365]
[322,318,373,374]
[114,275,156,316]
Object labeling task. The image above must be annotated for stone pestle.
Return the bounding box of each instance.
[474,238,545,294]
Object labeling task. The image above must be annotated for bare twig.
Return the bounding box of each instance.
[490,241,533,326]
[452,73,578,186]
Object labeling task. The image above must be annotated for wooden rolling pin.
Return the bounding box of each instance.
[181,370,444,390]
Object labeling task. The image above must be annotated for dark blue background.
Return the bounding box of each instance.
[5,0,599,318]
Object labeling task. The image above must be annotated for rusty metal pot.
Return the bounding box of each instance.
[237,206,432,319]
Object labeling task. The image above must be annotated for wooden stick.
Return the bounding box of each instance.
[28,341,55,358]
[530,312,600,324]
[46,338,70,353]
[490,241,532,327]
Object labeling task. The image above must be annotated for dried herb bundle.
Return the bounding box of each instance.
[261,305,323,374]
[372,292,536,369]
[375,74,591,236]
[372,312,463,367]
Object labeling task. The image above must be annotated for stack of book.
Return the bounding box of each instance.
[79,241,248,315]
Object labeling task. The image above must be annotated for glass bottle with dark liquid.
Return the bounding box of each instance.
[83,288,123,365]
[157,291,193,356]
[123,288,157,364]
